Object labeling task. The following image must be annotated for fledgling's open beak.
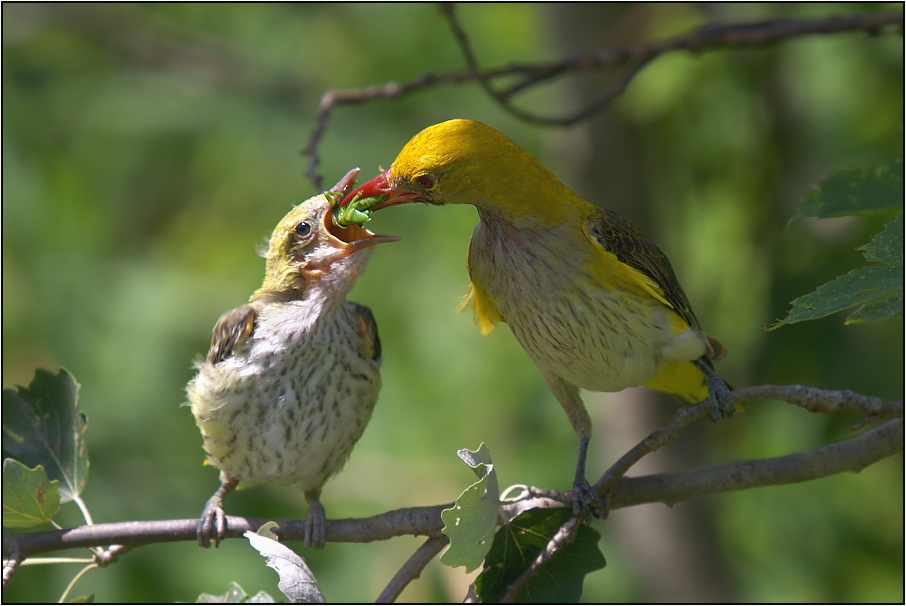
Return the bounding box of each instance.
[322,208,399,256]
[340,168,422,210]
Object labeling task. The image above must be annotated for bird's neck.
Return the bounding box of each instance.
[252,272,352,311]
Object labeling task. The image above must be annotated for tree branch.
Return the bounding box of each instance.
[301,8,903,189]
[4,385,901,570]
[376,535,449,603]
[610,418,903,509]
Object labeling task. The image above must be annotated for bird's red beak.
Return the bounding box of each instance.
[340,168,422,210]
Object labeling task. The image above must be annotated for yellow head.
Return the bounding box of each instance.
[343,119,588,225]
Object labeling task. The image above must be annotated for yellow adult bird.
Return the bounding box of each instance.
[342,119,734,517]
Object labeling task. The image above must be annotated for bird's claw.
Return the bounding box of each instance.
[693,358,735,421]
[706,374,735,421]
[197,497,227,549]
[572,477,607,521]
[303,500,327,550]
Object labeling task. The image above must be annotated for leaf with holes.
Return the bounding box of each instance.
[475,508,605,604]
[769,265,900,329]
[2,459,60,528]
[440,443,501,572]
[2,369,88,502]
[795,161,903,219]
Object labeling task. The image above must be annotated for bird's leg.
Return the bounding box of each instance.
[197,474,239,548]
[543,374,605,520]
[303,488,327,550]
[693,358,735,420]
[573,436,606,520]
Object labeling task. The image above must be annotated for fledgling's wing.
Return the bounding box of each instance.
[207,305,257,364]
[348,303,382,362]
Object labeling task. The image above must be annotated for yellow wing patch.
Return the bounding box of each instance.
[459,282,502,336]
[587,235,673,310]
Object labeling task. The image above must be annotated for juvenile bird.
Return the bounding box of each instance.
[342,119,734,518]
[188,172,397,548]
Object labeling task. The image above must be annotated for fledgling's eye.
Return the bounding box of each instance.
[295,221,313,238]
[415,175,434,189]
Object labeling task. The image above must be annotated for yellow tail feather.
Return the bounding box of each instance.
[644,360,709,404]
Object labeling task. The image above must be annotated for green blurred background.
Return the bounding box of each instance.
[3,3,902,602]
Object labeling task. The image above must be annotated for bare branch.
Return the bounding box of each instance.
[301,8,903,188]
[3,386,901,572]
[610,418,903,509]
[594,384,903,498]
[732,384,903,418]
[1,504,449,560]
[376,536,449,603]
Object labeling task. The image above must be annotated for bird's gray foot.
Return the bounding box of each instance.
[572,475,606,520]
[572,437,606,520]
[694,358,735,420]
[304,490,327,550]
[197,476,238,548]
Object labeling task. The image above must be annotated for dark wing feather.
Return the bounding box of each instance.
[207,305,257,364]
[586,208,702,332]
[350,303,381,362]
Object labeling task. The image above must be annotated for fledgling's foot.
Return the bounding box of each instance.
[197,476,238,548]
[197,496,227,549]
[572,476,606,521]
[303,499,327,550]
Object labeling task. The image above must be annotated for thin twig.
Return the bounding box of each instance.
[18,557,95,566]
[594,399,712,497]
[2,551,23,589]
[72,495,94,526]
[57,562,97,603]
[500,515,583,603]
[301,9,903,188]
[376,535,450,603]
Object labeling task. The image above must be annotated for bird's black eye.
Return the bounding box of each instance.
[415,174,434,189]
[295,221,312,238]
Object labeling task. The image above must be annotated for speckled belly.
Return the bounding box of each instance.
[189,311,380,491]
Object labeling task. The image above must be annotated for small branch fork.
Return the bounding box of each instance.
[301,7,903,190]
[3,385,902,601]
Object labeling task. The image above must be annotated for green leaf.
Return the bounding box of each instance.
[846,290,903,324]
[859,214,903,268]
[769,265,900,329]
[795,161,903,219]
[440,443,501,572]
[1,369,88,502]
[245,530,325,604]
[474,508,606,603]
[2,459,61,528]
[68,596,95,604]
[196,582,276,604]
[773,213,904,329]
